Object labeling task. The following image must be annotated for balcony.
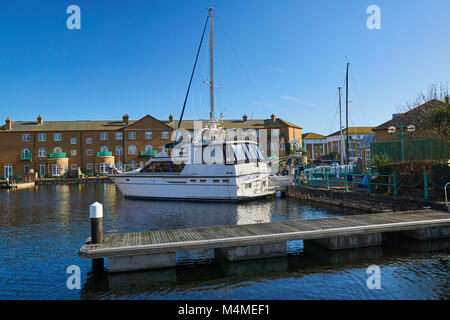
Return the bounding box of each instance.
[20,153,32,161]
[49,152,67,158]
[140,150,158,157]
[96,151,113,157]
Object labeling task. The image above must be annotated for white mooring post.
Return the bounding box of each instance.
[90,202,104,272]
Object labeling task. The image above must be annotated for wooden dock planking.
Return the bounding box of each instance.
[80,210,450,259]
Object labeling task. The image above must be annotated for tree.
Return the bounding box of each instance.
[369,153,390,171]
[426,95,450,148]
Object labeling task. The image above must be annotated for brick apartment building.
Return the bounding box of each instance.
[0,113,302,178]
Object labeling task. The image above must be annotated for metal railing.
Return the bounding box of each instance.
[20,153,32,161]
[49,152,67,158]
[297,167,398,196]
[96,151,113,157]
[140,150,158,156]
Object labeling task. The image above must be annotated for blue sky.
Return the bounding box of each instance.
[1,0,449,135]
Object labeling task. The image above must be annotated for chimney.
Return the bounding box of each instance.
[169,114,173,122]
[37,115,43,125]
[271,114,276,121]
[122,114,129,126]
[5,117,11,130]
[242,114,248,122]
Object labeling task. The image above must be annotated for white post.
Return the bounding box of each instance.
[90,202,104,272]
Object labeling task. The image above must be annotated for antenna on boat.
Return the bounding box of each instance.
[345,62,350,164]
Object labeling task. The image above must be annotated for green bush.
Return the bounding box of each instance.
[430,162,450,188]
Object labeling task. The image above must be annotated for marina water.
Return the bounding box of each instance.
[0,183,449,299]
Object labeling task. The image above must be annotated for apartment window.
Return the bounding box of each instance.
[71,164,77,170]
[145,132,152,140]
[86,149,93,156]
[86,163,93,170]
[115,132,123,140]
[54,133,62,141]
[100,146,108,152]
[70,150,77,156]
[100,132,108,140]
[38,147,46,158]
[129,160,137,169]
[22,134,30,142]
[128,132,136,140]
[38,133,46,142]
[86,137,92,144]
[128,145,137,155]
[24,165,30,175]
[161,131,169,139]
[115,146,123,155]
[70,138,77,144]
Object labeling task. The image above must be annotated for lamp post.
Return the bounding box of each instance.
[387,124,416,162]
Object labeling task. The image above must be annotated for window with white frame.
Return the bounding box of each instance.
[38,133,46,141]
[86,137,92,144]
[70,138,77,144]
[128,145,137,155]
[38,147,46,158]
[86,149,93,156]
[128,132,136,140]
[22,134,30,142]
[70,149,77,156]
[115,132,123,140]
[161,131,169,139]
[145,132,152,140]
[115,146,123,155]
[129,160,137,169]
[145,144,153,151]
[54,133,62,141]
[100,146,108,152]
[86,163,93,170]
[100,132,108,140]
[71,164,77,170]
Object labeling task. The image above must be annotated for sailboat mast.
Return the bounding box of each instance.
[338,87,344,164]
[345,62,350,164]
[208,7,215,121]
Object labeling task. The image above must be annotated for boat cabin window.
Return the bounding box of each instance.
[141,161,185,173]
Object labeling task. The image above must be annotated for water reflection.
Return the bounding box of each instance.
[0,184,449,300]
[80,237,450,300]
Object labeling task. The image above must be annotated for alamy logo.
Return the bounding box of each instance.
[66,265,81,290]
[366,264,381,290]
[66,5,81,30]
[366,5,381,30]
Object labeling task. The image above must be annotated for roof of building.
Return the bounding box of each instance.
[359,134,376,148]
[163,118,302,130]
[302,132,327,140]
[0,120,136,132]
[373,99,443,130]
[327,127,375,137]
[0,116,302,132]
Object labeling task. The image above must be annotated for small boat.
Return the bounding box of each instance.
[108,8,275,201]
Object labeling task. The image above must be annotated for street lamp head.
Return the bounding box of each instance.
[388,126,396,134]
[407,124,416,133]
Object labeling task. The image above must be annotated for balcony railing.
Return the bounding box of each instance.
[20,153,32,161]
[140,150,158,157]
[49,152,67,158]
[96,151,113,157]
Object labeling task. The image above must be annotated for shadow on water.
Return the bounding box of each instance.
[80,235,450,299]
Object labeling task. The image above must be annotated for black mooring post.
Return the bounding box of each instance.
[90,202,104,272]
